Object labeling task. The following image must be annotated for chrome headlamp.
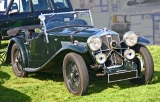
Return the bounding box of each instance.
[87,36,102,51]
[124,49,135,60]
[123,31,138,47]
[96,53,107,64]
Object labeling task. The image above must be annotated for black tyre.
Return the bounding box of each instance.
[130,44,154,84]
[63,53,89,96]
[11,43,27,77]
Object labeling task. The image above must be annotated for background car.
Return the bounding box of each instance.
[5,9,154,96]
[0,0,73,46]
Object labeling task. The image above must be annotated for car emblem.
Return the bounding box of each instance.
[106,35,111,38]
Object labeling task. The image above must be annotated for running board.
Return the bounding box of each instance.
[108,70,138,83]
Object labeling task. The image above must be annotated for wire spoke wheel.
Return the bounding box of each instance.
[63,53,89,96]
[11,43,27,77]
[67,62,80,91]
[130,44,154,85]
[14,50,22,73]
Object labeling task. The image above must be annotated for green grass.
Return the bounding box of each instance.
[1,41,160,102]
[0,40,8,65]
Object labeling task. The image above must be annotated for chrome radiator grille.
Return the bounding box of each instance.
[100,34,121,50]
[105,51,123,67]
[100,34,122,67]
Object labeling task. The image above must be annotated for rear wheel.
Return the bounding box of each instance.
[130,44,154,84]
[63,53,89,96]
[11,43,27,77]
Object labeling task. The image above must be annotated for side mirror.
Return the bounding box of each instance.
[9,9,18,14]
[9,3,19,14]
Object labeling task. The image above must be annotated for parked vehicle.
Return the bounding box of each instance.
[0,0,73,45]
[5,9,154,96]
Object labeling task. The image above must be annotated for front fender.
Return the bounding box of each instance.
[23,44,92,72]
[120,37,150,48]
[138,37,150,44]
[61,44,87,53]
[5,37,28,68]
[50,44,92,65]
[53,44,87,59]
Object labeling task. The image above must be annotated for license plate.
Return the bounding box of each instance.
[108,70,138,83]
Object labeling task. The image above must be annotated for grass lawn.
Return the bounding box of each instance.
[1,41,160,102]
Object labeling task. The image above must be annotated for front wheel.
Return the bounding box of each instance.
[63,53,89,96]
[130,44,154,85]
[11,43,27,77]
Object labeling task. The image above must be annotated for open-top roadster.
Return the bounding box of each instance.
[5,9,154,96]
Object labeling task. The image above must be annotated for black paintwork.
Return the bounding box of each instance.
[0,0,73,40]
[5,26,99,73]
[6,26,149,73]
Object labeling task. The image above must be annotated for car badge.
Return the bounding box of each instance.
[106,35,111,38]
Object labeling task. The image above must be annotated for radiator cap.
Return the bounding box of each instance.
[103,27,108,31]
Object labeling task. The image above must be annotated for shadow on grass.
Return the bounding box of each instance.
[87,70,160,95]
[0,41,8,66]
[28,72,64,82]
[26,70,160,95]
[0,71,31,102]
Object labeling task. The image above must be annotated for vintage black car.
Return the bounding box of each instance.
[5,9,154,96]
[0,0,73,46]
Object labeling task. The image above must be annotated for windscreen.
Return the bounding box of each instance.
[42,10,93,31]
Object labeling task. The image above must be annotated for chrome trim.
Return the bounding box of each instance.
[96,30,119,37]
[39,14,49,43]
[88,9,94,26]
[107,65,123,69]
[24,68,41,72]
[87,36,102,51]
[124,49,136,60]
[61,41,87,47]
[137,56,144,71]
[123,31,138,47]
[100,33,122,67]
[40,10,92,43]
[41,10,91,16]
[110,40,117,49]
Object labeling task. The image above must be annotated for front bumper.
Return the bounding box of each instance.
[105,60,138,83]
[94,61,138,83]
